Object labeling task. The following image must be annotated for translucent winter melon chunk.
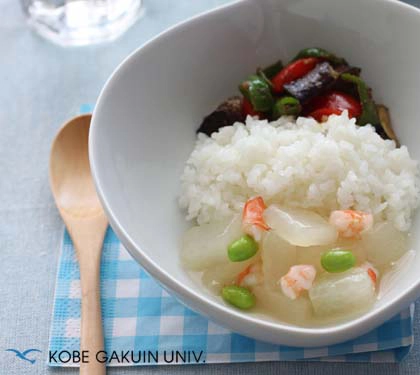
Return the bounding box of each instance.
[202,256,258,295]
[263,205,338,247]
[253,285,313,326]
[378,250,415,299]
[361,222,409,268]
[309,268,375,317]
[335,238,367,265]
[181,214,242,271]
[262,231,296,289]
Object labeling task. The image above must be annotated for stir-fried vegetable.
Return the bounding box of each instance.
[306,91,362,121]
[321,249,356,273]
[293,47,347,66]
[272,96,301,118]
[239,75,274,112]
[340,73,380,126]
[242,97,261,118]
[256,68,273,88]
[261,59,284,79]
[308,108,342,122]
[228,235,258,262]
[377,104,399,145]
[272,57,321,93]
[222,285,256,309]
[197,96,244,136]
[198,47,398,145]
[283,61,338,102]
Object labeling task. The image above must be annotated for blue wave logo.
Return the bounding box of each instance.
[5,349,41,364]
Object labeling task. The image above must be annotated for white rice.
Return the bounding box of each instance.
[179,112,420,231]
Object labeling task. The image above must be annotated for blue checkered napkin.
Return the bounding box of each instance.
[48,227,414,367]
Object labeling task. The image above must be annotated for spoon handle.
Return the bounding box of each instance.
[79,251,106,375]
[66,217,107,375]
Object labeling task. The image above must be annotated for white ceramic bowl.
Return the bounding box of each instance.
[90,0,420,346]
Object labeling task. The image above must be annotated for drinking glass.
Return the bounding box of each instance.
[21,0,143,46]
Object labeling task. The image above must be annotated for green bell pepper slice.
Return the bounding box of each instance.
[293,47,347,66]
[341,73,380,126]
[239,75,274,112]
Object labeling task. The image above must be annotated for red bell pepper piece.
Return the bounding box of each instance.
[309,108,343,122]
[307,91,362,122]
[242,97,262,118]
[272,57,321,93]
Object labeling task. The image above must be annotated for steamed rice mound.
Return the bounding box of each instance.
[179,113,419,231]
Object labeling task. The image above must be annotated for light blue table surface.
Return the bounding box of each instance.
[1,1,420,374]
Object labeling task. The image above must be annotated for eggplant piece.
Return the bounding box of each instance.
[377,104,399,146]
[283,62,339,103]
[197,96,244,136]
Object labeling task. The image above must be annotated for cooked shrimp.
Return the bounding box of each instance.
[236,262,263,288]
[329,210,373,238]
[242,196,270,241]
[279,265,316,300]
[361,261,379,286]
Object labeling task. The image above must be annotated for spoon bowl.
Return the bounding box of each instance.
[50,114,103,217]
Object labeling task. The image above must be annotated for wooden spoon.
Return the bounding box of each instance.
[49,114,107,375]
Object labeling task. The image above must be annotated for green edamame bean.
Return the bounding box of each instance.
[228,235,258,262]
[222,285,256,309]
[321,249,356,273]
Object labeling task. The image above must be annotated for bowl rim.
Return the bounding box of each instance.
[90,0,420,345]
